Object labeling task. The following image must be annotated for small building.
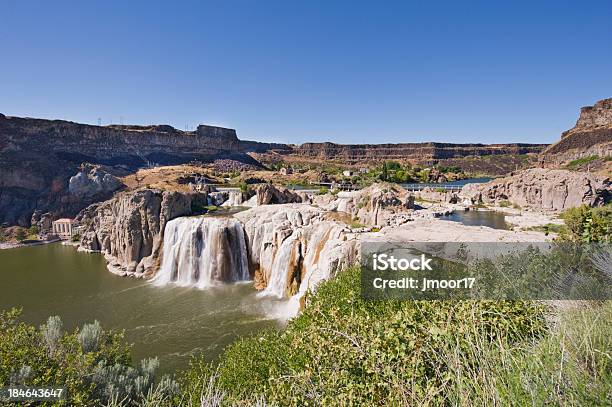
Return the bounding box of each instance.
[52,218,77,239]
[280,167,293,175]
[342,170,354,177]
[359,167,370,174]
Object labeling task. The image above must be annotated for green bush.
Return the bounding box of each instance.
[0,309,177,406]
[566,155,599,169]
[499,200,511,208]
[182,267,546,406]
[560,204,611,242]
[14,228,27,242]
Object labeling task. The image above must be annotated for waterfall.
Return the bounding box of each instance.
[152,217,250,288]
[222,190,243,207]
[260,232,301,298]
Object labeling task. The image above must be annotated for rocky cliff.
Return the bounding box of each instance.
[0,114,288,225]
[461,168,610,211]
[542,98,612,166]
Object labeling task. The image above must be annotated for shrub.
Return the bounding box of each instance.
[560,204,611,242]
[14,228,27,242]
[183,267,546,406]
[566,155,599,169]
[499,200,511,208]
[0,310,178,406]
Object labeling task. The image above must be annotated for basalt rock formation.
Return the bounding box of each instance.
[0,114,289,225]
[542,98,612,166]
[285,142,546,165]
[461,168,610,211]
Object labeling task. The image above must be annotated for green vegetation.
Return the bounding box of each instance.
[238,182,250,193]
[566,155,599,170]
[178,264,611,406]
[191,202,219,214]
[14,228,27,242]
[499,200,511,208]
[28,226,39,237]
[0,227,6,243]
[0,309,178,406]
[317,186,329,195]
[560,203,611,242]
[523,223,567,235]
[349,220,366,229]
[71,233,81,243]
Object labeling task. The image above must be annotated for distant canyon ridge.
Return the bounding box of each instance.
[1,98,610,226]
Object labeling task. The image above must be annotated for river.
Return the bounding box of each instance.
[0,243,282,374]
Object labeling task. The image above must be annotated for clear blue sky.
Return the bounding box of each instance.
[1,1,611,144]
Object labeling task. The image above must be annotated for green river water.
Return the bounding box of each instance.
[0,243,281,374]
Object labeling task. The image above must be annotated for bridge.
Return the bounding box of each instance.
[401,183,464,192]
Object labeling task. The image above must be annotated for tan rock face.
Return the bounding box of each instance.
[317,183,415,227]
[543,98,612,166]
[77,189,197,276]
[254,184,303,205]
[415,187,459,204]
[573,98,612,129]
[235,204,358,298]
[461,168,610,211]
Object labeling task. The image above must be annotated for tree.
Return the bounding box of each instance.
[380,162,388,181]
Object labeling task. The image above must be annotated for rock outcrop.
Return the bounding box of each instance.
[254,184,304,205]
[542,98,612,166]
[461,168,610,211]
[414,187,459,204]
[235,204,358,299]
[68,164,124,199]
[77,188,200,276]
[315,183,415,227]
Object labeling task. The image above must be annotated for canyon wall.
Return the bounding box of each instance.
[284,142,546,164]
[0,114,288,225]
[542,98,612,166]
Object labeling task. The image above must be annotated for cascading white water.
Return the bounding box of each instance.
[221,190,243,207]
[153,217,250,288]
[260,232,301,298]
